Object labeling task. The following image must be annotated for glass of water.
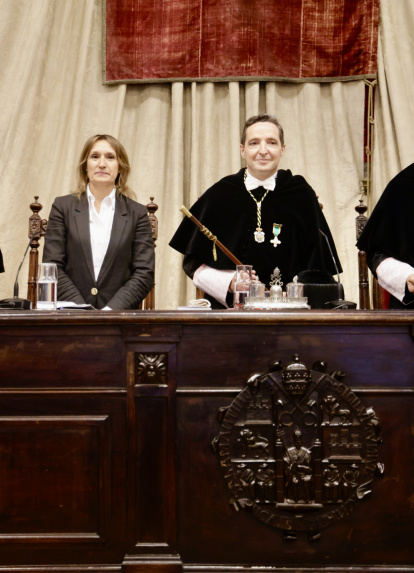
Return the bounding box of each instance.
[36,263,58,310]
[233,265,253,309]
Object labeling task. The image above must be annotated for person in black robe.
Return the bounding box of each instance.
[0,249,4,273]
[170,114,341,309]
[356,163,414,309]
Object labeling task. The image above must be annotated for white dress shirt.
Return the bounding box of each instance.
[87,185,116,282]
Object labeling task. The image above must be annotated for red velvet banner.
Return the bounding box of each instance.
[104,0,379,84]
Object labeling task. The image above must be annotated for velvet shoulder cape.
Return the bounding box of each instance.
[357,162,414,266]
[170,168,341,288]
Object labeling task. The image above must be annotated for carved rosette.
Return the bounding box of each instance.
[135,353,167,384]
[213,355,384,540]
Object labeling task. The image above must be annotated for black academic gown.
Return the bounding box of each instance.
[356,162,414,309]
[170,168,341,308]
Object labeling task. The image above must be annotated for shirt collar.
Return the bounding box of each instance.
[87,184,116,208]
[245,170,278,191]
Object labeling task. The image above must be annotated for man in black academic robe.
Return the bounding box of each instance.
[170,114,341,309]
[356,163,414,309]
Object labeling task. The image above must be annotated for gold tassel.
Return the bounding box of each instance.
[201,226,218,261]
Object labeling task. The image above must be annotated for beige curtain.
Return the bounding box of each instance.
[372,0,414,204]
[0,0,367,309]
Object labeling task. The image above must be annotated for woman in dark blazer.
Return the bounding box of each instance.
[43,134,154,309]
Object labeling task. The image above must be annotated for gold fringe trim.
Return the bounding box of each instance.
[364,78,377,213]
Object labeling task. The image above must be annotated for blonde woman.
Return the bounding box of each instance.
[43,135,154,309]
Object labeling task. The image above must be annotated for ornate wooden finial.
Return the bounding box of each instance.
[355,195,370,309]
[355,198,367,217]
[355,198,368,240]
[140,197,159,310]
[146,196,158,244]
[28,197,48,241]
[27,197,48,308]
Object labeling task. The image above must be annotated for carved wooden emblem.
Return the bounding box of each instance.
[213,355,384,540]
[136,353,167,384]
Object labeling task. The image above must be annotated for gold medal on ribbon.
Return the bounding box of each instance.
[270,223,283,247]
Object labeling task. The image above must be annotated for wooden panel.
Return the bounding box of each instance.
[0,415,108,537]
[0,311,412,573]
[0,320,129,567]
[177,323,414,389]
[0,392,128,566]
[175,391,414,566]
[0,326,125,388]
[172,322,414,568]
[122,341,180,571]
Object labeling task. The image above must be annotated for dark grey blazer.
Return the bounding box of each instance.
[43,194,155,309]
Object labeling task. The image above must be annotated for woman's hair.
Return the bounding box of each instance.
[73,134,135,200]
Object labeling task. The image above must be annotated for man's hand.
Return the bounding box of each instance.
[229,270,260,293]
[407,274,414,293]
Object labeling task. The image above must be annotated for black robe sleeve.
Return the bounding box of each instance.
[357,163,414,267]
[357,164,414,309]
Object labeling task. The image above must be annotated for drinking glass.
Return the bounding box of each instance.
[36,263,58,310]
[249,282,265,298]
[233,265,253,309]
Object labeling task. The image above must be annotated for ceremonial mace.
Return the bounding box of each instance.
[179,205,243,265]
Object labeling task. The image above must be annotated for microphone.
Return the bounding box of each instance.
[318,229,357,310]
[0,235,34,310]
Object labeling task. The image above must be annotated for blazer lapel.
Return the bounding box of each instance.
[97,196,128,283]
[74,196,95,283]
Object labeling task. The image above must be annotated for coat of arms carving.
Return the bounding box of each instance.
[212,355,384,540]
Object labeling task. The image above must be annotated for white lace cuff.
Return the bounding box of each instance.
[193,264,236,308]
[376,257,414,303]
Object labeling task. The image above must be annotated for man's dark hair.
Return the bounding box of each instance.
[241,114,284,146]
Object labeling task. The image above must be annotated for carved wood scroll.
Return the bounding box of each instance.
[213,354,384,541]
